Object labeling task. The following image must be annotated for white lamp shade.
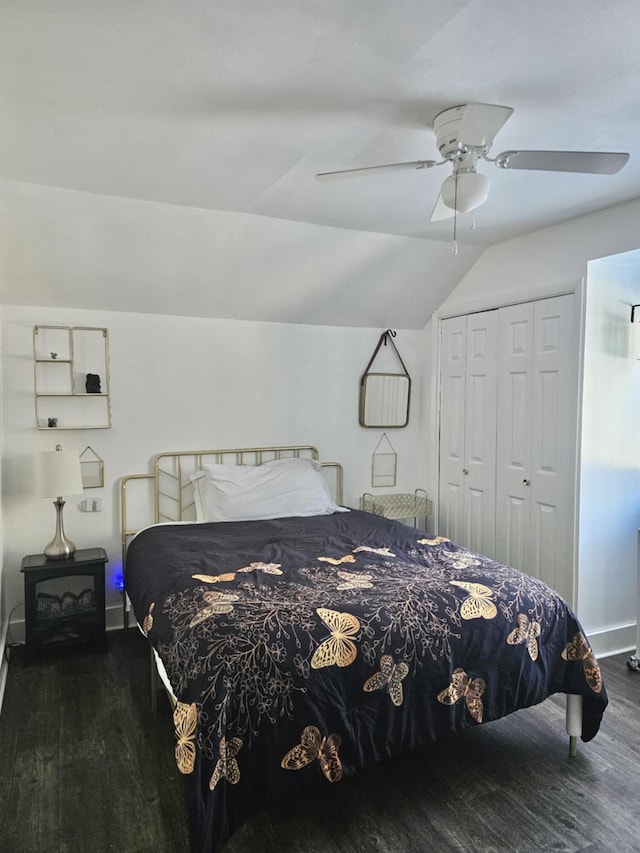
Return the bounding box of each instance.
[441,171,490,213]
[38,448,83,498]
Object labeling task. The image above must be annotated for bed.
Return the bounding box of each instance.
[121,445,608,853]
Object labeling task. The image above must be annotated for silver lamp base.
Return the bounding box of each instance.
[44,498,76,560]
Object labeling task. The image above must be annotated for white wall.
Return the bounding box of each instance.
[428,197,640,652]
[0,306,7,709]
[438,198,640,317]
[1,305,427,640]
[578,253,640,654]
[0,180,482,331]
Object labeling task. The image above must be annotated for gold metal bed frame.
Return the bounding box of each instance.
[120,445,344,709]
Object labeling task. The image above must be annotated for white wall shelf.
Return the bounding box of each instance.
[33,325,111,430]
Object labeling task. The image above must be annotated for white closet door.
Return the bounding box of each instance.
[440,295,577,600]
[529,294,577,603]
[439,311,497,557]
[463,311,498,557]
[494,293,577,602]
[439,315,468,544]
[495,302,534,572]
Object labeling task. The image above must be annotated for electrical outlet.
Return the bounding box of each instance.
[80,497,104,512]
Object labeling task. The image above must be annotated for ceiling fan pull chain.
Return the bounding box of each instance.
[452,180,458,254]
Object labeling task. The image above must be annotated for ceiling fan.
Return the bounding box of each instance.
[315,103,630,221]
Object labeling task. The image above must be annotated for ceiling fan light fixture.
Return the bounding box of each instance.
[441,171,490,213]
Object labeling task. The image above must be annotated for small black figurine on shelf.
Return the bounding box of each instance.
[85,373,101,394]
[47,417,58,428]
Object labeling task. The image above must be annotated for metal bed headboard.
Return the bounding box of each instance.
[120,444,344,577]
[152,445,345,524]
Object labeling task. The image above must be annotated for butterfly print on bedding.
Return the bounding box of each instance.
[507,613,541,661]
[142,602,155,635]
[336,570,373,590]
[417,536,450,546]
[173,701,197,774]
[281,725,343,782]
[450,580,497,620]
[445,552,482,569]
[437,668,486,723]
[352,545,396,557]
[310,608,360,669]
[561,632,603,693]
[209,736,243,790]
[192,572,237,584]
[318,554,356,566]
[189,590,239,628]
[236,562,283,575]
[363,655,410,706]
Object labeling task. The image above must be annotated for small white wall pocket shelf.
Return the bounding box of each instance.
[360,489,433,527]
[33,325,111,430]
[371,432,397,487]
[80,446,105,488]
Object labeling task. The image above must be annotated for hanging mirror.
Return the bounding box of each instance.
[359,330,411,428]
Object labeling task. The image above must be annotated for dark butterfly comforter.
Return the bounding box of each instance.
[125,509,607,853]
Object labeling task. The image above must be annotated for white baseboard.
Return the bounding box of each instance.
[589,621,636,659]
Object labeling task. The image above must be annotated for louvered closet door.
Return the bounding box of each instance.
[439,311,498,557]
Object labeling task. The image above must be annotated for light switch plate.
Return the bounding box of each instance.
[80,497,103,512]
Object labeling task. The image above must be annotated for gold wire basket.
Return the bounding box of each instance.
[360,488,432,521]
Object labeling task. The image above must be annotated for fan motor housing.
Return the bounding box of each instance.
[433,105,468,160]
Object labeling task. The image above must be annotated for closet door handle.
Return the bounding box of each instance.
[462,468,469,475]
[523,478,530,486]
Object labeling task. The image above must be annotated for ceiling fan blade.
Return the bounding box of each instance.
[315,160,438,181]
[495,150,629,175]
[429,192,455,222]
[458,103,514,148]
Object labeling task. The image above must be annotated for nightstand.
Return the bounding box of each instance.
[21,547,108,665]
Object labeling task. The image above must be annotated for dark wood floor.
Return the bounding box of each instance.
[1,630,639,853]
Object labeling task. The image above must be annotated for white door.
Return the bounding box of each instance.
[463,311,498,557]
[495,302,534,571]
[439,315,467,544]
[529,295,577,603]
[439,311,498,557]
[495,294,577,603]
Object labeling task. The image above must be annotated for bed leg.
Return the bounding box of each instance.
[565,694,582,758]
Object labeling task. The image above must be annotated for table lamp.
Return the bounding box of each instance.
[38,444,83,559]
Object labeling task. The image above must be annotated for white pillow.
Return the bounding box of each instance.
[189,457,343,522]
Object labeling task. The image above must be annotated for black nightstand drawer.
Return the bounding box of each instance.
[21,548,108,664]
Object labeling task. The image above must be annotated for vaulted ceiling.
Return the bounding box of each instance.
[1,0,639,327]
